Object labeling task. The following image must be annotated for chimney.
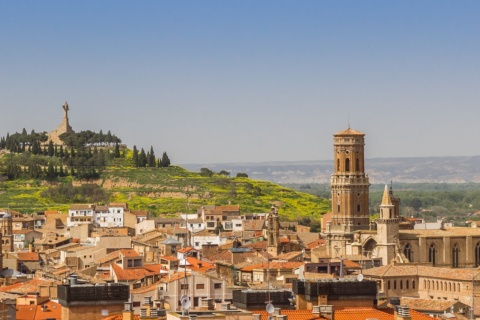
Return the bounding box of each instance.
[69,274,78,286]
[318,305,334,320]
[395,305,411,320]
[143,296,152,306]
[274,307,281,315]
[253,315,261,320]
[123,302,134,320]
[41,304,48,312]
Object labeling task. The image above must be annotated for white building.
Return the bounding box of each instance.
[67,204,95,227]
[95,203,126,227]
[67,203,128,228]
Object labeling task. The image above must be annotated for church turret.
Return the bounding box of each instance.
[267,206,280,257]
[375,185,401,266]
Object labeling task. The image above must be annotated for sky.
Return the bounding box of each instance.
[1,1,480,164]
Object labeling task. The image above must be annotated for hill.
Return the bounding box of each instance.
[0,157,330,222]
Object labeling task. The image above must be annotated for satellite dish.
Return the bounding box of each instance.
[181,296,191,310]
[266,303,275,314]
[357,274,364,282]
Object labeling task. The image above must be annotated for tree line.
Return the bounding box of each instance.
[132,146,171,168]
[0,129,124,180]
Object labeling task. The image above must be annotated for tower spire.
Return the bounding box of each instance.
[381,184,392,206]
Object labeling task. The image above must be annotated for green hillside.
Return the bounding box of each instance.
[0,157,330,222]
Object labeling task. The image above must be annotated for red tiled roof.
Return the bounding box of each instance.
[178,247,196,253]
[120,249,141,258]
[334,307,434,320]
[307,239,326,249]
[160,255,179,261]
[17,252,40,261]
[186,257,215,273]
[144,264,167,273]
[16,300,62,320]
[241,261,304,272]
[252,309,323,320]
[0,279,58,294]
[103,314,140,320]
[111,263,155,281]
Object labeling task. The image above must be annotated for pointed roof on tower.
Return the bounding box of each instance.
[334,128,365,136]
[381,185,393,206]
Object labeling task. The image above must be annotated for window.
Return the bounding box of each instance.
[181,284,189,289]
[337,159,340,171]
[476,242,480,267]
[345,158,350,172]
[214,283,222,289]
[404,243,412,262]
[429,243,436,266]
[196,284,205,289]
[394,281,397,290]
[452,243,459,268]
[356,158,359,171]
[412,280,415,289]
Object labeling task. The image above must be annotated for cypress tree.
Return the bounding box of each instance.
[148,146,156,167]
[161,151,171,167]
[114,142,121,158]
[132,145,139,167]
[138,148,147,167]
[48,140,54,157]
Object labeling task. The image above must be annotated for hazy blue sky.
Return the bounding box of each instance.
[2,2,480,164]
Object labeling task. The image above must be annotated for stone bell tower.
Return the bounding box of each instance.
[325,128,371,257]
[375,185,401,266]
[266,206,281,257]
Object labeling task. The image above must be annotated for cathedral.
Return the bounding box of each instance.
[323,128,480,268]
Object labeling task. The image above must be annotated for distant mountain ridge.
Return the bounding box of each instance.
[181,156,480,184]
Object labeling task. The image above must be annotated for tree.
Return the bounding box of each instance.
[132,146,139,167]
[148,146,156,167]
[200,167,214,177]
[114,142,121,158]
[160,151,171,167]
[236,172,248,178]
[218,170,230,177]
[138,148,147,167]
[47,162,56,179]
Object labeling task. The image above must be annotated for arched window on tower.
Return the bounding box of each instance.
[357,204,361,212]
[475,242,480,267]
[337,158,340,171]
[404,243,413,262]
[345,158,350,172]
[429,243,436,266]
[452,243,459,268]
[356,158,359,172]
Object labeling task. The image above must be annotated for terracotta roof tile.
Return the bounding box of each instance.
[0,279,58,294]
[111,264,155,281]
[16,300,62,320]
[252,309,323,320]
[120,249,141,258]
[241,261,304,272]
[17,252,40,261]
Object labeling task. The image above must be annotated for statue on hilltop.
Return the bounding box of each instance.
[63,101,69,118]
